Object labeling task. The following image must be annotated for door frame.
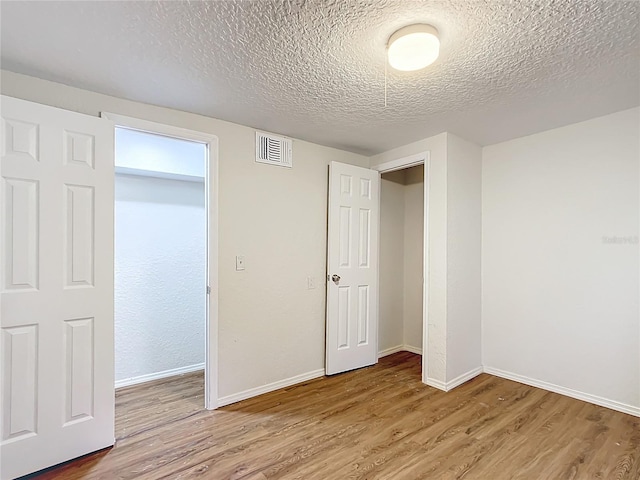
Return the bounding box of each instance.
[373,151,430,385]
[101,112,219,410]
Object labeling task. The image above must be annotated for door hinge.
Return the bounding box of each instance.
[207,285,211,295]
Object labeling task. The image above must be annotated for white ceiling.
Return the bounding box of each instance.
[1,1,638,155]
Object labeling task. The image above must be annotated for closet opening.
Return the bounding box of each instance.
[378,160,426,380]
[113,126,208,399]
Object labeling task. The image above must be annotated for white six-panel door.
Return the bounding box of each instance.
[1,96,114,479]
[326,161,379,375]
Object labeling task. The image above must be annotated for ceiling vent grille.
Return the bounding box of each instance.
[256,131,292,168]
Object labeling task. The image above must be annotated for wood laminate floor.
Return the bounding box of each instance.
[30,352,638,479]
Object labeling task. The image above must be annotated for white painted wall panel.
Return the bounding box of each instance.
[378,174,405,352]
[403,166,424,352]
[114,174,205,382]
[482,108,639,409]
[446,134,482,381]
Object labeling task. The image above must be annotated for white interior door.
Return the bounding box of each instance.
[326,161,380,375]
[1,95,114,479]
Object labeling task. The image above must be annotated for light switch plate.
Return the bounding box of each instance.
[236,255,245,271]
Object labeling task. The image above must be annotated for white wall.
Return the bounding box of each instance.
[379,171,405,352]
[403,166,424,350]
[1,70,369,400]
[446,134,482,381]
[482,107,640,413]
[115,175,205,383]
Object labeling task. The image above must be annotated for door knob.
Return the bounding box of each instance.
[331,274,341,283]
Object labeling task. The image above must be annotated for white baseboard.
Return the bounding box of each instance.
[425,366,483,392]
[403,345,423,355]
[378,345,422,358]
[425,377,447,391]
[115,362,205,389]
[217,369,325,407]
[219,347,422,408]
[484,366,640,418]
[446,367,483,390]
[378,345,404,358]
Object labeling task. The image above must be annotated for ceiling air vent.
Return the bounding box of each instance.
[256,131,292,168]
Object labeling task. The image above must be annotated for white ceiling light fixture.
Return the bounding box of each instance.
[387,24,440,71]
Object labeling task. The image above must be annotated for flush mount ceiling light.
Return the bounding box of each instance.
[387,24,440,71]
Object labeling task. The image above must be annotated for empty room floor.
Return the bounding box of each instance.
[29,352,638,479]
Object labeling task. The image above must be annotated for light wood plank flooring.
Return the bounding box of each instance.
[28,352,639,479]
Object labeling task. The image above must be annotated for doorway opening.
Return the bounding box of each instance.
[114,127,206,393]
[103,113,219,410]
[375,153,429,383]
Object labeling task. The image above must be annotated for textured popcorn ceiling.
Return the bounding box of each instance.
[1,1,638,155]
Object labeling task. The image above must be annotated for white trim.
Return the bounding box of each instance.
[217,369,326,407]
[425,367,483,392]
[421,157,431,385]
[115,363,204,389]
[101,112,216,144]
[403,345,423,355]
[102,112,219,410]
[205,132,220,410]
[221,344,424,406]
[484,366,640,418]
[378,345,423,358]
[373,153,426,173]
[446,367,483,390]
[115,166,205,183]
[425,378,447,391]
[378,345,404,358]
[375,151,431,386]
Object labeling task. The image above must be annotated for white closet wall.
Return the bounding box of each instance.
[115,175,205,385]
[379,170,406,352]
[379,166,424,354]
[403,167,424,350]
